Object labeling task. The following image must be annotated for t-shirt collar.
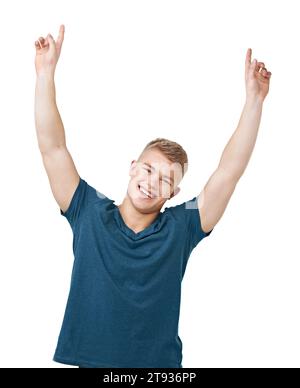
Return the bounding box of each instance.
[113,203,163,241]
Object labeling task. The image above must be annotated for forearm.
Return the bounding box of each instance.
[34,72,66,154]
[218,96,264,181]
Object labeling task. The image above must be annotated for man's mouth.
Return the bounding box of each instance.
[138,184,153,199]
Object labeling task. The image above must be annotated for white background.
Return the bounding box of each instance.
[0,0,299,367]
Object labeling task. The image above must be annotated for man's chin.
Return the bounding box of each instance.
[132,198,156,212]
[130,195,163,213]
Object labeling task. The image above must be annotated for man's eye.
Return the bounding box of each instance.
[143,168,151,173]
[161,178,171,185]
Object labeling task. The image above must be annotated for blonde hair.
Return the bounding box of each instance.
[140,137,188,176]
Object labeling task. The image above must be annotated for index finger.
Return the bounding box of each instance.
[56,24,65,47]
[245,48,252,72]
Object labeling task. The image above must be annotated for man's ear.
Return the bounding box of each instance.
[170,186,180,199]
[129,160,137,177]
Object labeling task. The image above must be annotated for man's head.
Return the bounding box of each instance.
[126,138,188,214]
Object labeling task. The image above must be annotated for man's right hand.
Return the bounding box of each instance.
[34,24,65,76]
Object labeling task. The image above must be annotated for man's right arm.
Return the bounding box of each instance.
[34,71,80,214]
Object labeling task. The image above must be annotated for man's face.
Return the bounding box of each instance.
[127,148,184,213]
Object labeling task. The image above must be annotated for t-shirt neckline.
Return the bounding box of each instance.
[113,204,163,240]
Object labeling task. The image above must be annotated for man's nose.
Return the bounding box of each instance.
[145,178,159,197]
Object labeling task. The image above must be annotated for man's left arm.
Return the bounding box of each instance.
[198,48,272,233]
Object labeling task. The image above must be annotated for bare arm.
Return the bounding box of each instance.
[34,25,80,213]
[198,48,272,233]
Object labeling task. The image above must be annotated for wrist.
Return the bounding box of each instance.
[245,93,264,106]
[36,70,55,81]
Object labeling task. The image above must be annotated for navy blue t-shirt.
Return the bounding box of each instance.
[53,177,213,368]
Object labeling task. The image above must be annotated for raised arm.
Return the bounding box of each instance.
[198,48,272,233]
[34,24,80,213]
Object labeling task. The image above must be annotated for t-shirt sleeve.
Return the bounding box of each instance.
[166,195,213,250]
[60,176,108,229]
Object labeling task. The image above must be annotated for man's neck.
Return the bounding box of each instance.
[117,195,161,234]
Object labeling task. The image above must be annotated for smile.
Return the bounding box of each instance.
[138,184,152,199]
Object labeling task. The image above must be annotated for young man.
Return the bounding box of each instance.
[34,25,271,368]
